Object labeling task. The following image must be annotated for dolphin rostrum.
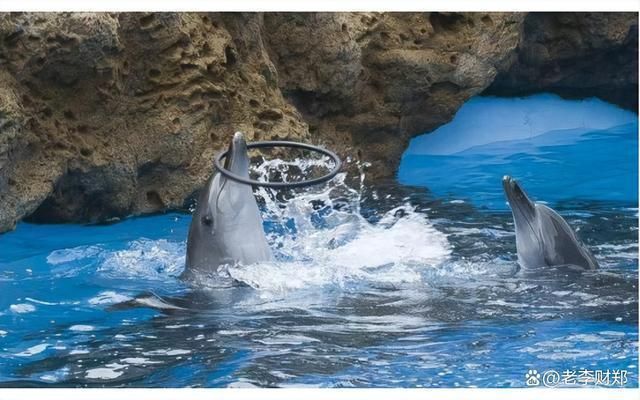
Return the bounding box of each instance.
[502,175,598,270]
[183,132,273,279]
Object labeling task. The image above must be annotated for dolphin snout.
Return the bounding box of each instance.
[502,175,514,193]
[503,175,524,199]
[502,176,535,219]
[233,131,246,144]
[231,132,249,155]
[224,131,251,175]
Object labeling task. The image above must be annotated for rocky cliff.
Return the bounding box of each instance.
[486,12,638,109]
[0,12,637,232]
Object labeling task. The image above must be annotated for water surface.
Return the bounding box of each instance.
[0,95,637,387]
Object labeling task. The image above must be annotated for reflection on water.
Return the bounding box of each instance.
[0,95,637,387]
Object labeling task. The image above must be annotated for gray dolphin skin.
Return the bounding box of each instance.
[183,132,273,278]
[502,175,598,270]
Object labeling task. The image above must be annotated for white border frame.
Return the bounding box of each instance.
[0,1,637,399]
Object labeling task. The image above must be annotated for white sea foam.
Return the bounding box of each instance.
[10,303,35,314]
[256,334,320,345]
[270,370,296,379]
[536,349,601,360]
[70,156,452,296]
[15,343,49,357]
[99,239,185,279]
[39,367,69,383]
[225,181,451,291]
[121,357,162,365]
[85,363,126,380]
[565,334,609,343]
[47,245,102,265]
[600,331,626,336]
[228,380,261,388]
[69,325,95,332]
[217,330,253,336]
[88,291,133,306]
[143,349,191,356]
[93,159,452,293]
[325,212,450,267]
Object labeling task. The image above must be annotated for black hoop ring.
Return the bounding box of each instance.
[214,141,342,188]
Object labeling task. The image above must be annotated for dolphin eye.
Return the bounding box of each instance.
[201,214,213,227]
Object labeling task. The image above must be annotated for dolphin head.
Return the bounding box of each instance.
[502,175,536,226]
[205,131,255,224]
[502,175,545,268]
[223,131,250,178]
[184,132,272,277]
[502,175,599,270]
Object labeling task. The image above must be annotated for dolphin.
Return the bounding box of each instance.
[502,175,598,270]
[183,132,273,279]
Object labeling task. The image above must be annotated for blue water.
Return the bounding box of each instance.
[0,94,637,388]
[400,94,638,210]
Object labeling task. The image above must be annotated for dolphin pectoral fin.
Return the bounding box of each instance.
[106,291,187,312]
[133,293,187,311]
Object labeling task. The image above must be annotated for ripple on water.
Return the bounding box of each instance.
[69,325,95,332]
[0,120,637,387]
[98,239,185,279]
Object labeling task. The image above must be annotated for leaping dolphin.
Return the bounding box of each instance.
[502,175,598,270]
[183,132,273,279]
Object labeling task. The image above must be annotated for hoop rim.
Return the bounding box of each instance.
[214,140,342,188]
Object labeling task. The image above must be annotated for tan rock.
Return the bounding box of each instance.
[264,12,525,179]
[0,12,636,232]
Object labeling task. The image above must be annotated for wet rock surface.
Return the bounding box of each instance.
[0,12,636,231]
[0,13,309,231]
[264,12,524,180]
[486,12,638,109]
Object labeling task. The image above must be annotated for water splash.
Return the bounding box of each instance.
[197,158,451,291]
[31,157,450,295]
